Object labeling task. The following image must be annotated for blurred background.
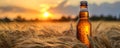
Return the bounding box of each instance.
[0,0,120,22]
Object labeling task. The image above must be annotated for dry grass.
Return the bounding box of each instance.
[0,21,119,48]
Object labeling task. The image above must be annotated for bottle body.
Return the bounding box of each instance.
[77,19,91,48]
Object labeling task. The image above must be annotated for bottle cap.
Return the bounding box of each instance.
[80,1,88,6]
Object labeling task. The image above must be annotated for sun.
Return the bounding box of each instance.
[43,12,50,17]
[40,11,53,20]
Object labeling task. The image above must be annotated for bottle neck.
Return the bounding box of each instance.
[79,0,89,20]
[79,11,89,20]
[80,5,88,9]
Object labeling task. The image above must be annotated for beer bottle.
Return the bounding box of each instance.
[77,0,91,48]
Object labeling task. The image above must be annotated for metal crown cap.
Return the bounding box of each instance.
[80,1,88,6]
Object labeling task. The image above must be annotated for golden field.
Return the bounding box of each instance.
[0,21,120,48]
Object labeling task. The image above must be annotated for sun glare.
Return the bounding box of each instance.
[40,11,54,20]
[43,12,50,17]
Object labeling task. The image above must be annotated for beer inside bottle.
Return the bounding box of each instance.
[77,1,91,48]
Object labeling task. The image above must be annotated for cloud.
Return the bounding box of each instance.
[49,0,120,16]
[49,0,79,16]
[1,0,120,17]
[0,6,39,14]
[88,0,120,5]
[89,2,120,16]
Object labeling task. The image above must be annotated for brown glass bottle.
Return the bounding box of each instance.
[77,1,91,48]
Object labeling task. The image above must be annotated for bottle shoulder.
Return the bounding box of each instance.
[77,20,91,25]
[78,19,90,22]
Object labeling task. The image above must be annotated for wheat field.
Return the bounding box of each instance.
[0,21,120,48]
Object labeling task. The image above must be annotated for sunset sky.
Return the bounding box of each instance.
[0,0,120,20]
